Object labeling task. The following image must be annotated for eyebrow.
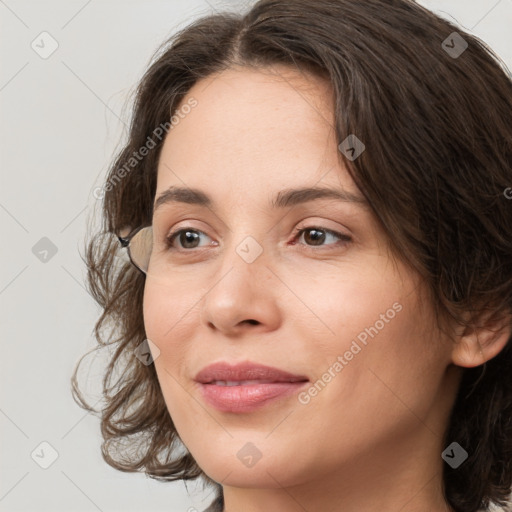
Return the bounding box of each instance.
[153,185,367,214]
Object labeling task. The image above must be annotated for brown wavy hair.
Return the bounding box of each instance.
[72,1,512,510]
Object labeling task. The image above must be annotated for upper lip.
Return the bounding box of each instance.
[194,361,309,384]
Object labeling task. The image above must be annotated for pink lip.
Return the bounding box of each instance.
[194,361,309,413]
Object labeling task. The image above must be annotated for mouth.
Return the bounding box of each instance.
[194,362,309,413]
[209,379,294,386]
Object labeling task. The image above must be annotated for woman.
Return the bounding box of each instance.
[73,1,512,511]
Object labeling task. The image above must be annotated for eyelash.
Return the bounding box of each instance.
[164,225,352,253]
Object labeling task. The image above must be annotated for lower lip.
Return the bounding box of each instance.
[198,381,308,413]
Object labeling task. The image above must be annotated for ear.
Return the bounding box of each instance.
[451,310,511,368]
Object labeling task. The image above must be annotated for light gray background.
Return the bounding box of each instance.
[1,1,511,511]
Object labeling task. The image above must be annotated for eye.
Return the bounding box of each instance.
[291,226,352,250]
[164,225,352,253]
[165,228,215,250]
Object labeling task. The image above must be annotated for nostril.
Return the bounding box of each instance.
[244,319,259,325]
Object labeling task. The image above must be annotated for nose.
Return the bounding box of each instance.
[200,239,282,337]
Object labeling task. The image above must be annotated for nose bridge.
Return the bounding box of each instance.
[199,227,279,333]
[215,204,272,273]
[216,229,269,288]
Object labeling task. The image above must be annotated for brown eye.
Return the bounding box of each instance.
[303,228,327,246]
[166,228,213,250]
[293,226,352,249]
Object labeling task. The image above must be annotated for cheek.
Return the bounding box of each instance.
[142,279,199,386]
[311,283,440,434]
[142,279,193,346]
[142,281,194,412]
[142,284,193,434]
[142,283,166,341]
[287,260,402,343]
[291,261,435,412]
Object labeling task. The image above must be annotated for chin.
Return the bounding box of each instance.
[189,439,309,489]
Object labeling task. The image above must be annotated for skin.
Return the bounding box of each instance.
[142,64,510,512]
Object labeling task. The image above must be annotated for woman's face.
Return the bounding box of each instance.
[143,65,459,492]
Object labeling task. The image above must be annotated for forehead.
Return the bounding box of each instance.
[155,65,358,205]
